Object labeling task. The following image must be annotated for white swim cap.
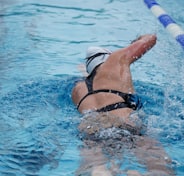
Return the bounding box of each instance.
[86,46,112,74]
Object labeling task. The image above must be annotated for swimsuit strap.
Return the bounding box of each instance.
[77,89,142,111]
[85,65,99,92]
[96,101,130,112]
[77,66,142,112]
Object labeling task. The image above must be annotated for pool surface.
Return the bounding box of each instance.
[0,0,184,175]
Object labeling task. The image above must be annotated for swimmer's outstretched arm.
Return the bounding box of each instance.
[113,34,157,65]
[76,34,156,76]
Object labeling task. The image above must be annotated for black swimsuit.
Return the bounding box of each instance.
[77,66,142,112]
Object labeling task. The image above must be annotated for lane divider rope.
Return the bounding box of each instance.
[144,0,184,48]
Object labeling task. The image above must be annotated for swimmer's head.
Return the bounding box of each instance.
[86,46,112,74]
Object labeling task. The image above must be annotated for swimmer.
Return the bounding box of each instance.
[72,34,175,176]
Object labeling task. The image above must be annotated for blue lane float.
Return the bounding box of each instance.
[144,0,184,48]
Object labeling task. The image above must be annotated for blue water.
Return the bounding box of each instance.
[0,0,184,175]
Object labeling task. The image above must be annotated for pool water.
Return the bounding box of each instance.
[0,0,184,175]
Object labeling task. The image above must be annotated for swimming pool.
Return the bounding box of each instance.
[0,0,184,175]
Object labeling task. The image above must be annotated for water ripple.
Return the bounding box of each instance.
[1,2,104,18]
[30,3,105,13]
[0,76,80,175]
[0,11,34,17]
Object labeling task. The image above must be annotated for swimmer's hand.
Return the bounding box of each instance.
[131,34,157,45]
[126,34,157,62]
